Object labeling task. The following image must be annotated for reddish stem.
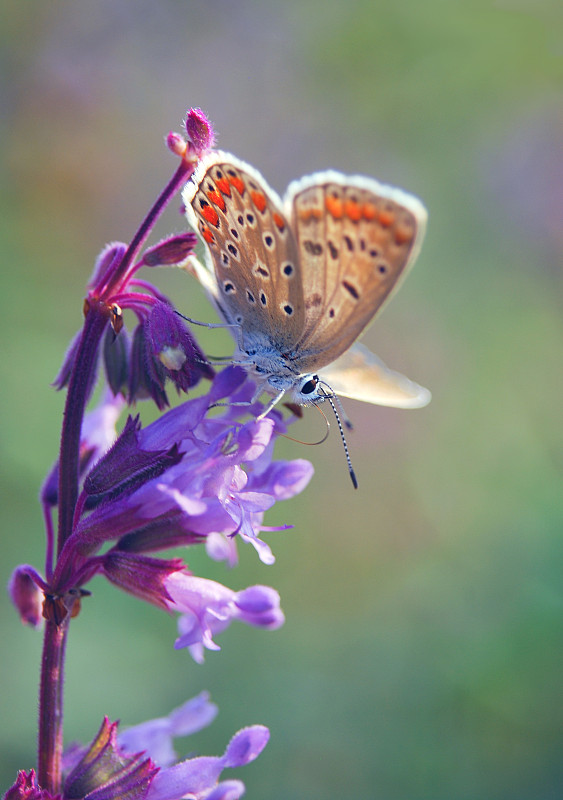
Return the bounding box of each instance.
[103,161,193,297]
[37,617,70,792]
[56,309,108,555]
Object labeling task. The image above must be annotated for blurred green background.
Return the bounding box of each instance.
[1,1,562,797]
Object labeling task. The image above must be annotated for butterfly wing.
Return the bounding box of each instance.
[318,342,431,408]
[182,152,307,353]
[285,172,427,373]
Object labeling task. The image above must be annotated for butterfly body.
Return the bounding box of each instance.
[182,151,431,413]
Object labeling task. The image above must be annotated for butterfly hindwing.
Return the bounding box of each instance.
[318,343,431,408]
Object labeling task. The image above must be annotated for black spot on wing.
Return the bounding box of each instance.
[342,281,360,300]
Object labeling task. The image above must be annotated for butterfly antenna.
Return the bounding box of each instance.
[317,379,354,431]
[325,395,358,489]
[331,391,354,431]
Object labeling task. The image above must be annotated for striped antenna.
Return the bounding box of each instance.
[325,394,358,489]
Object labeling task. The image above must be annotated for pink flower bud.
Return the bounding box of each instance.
[166,130,187,157]
[185,108,216,156]
[142,233,198,267]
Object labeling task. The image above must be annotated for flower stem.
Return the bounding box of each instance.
[37,617,70,793]
[103,161,193,297]
[57,310,108,555]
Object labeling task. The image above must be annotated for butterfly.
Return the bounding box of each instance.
[183,149,430,411]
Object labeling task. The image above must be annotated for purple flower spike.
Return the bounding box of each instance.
[165,573,284,663]
[70,368,313,576]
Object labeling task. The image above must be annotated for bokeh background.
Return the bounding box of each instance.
[1,1,562,798]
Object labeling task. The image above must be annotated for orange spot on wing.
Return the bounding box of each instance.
[362,202,378,221]
[229,176,245,195]
[325,195,343,218]
[202,205,219,227]
[394,226,413,245]
[299,207,322,222]
[202,226,214,244]
[344,199,362,222]
[215,177,232,196]
[251,191,267,213]
[379,209,395,227]
[273,212,286,231]
[207,190,226,212]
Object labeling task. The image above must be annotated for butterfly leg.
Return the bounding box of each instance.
[174,309,239,330]
[256,389,286,420]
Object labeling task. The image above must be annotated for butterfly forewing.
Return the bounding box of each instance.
[286,174,427,373]
[185,154,306,352]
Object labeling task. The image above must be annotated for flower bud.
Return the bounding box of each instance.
[142,233,198,267]
[129,321,169,409]
[103,324,130,395]
[185,108,216,156]
[166,130,187,157]
[4,769,44,800]
[8,567,43,628]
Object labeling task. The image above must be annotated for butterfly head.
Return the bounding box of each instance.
[241,349,327,408]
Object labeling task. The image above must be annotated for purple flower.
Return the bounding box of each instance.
[73,367,313,570]
[118,693,219,767]
[38,365,312,642]
[147,725,269,800]
[128,301,213,410]
[31,703,268,800]
[165,573,284,663]
[146,300,214,392]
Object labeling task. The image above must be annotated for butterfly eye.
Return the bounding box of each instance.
[300,376,319,395]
